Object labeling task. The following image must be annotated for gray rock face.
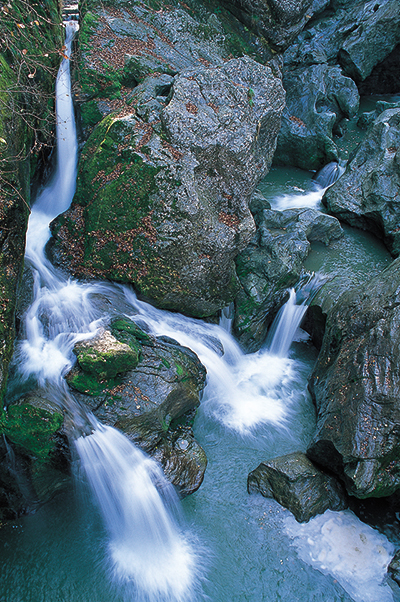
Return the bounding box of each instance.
[234,201,342,350]
[323,108,400,256]
[284,0,400,81]
[388,550,400,587]
[52,55,285,317]
[274,64,359,170]
[221,0,330,50]
[274,0,400,169]
[308,258,400,498]
[67,318,208,496]
[247,451,347,522]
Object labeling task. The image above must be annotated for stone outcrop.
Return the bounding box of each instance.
[308,258,400,499]
[234,193,342,350]
[221,0,330,50]
[274,65,359,170]
[248,451,347,522]
[323,108,400,257]
[67,318,208,496]
[275,0,400,169]
[52,43,285,316]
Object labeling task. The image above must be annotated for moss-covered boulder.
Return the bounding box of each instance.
[0,393,70,519]
[74,0,273,137]
[74,329,141,381]
[68,318,207,496]
[52,52,285,317]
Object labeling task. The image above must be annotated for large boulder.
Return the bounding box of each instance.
[274,64,359,170]
[308,258,400,499]
[234,197,343,350]
[51,55,285,317]
[247,451,347,522]
[67,318,208,496]
[74,0,273,136]
[323,108,400,257]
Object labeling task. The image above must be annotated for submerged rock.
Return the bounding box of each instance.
[308,257,400,498]
[323,108,400,256]
[67,318,208,496]
[234,200,342,350]
[248,451,347,522]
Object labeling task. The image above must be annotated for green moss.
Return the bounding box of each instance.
[79,99,105,131]
[0,0,62,405]
[0,404,63,462]
[76,344,140,380]
[66,370,107,395]
[111,318,153,344]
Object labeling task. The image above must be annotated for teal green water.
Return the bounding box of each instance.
[0,100,398,601]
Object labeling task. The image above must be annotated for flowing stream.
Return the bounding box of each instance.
[1,23,399,602]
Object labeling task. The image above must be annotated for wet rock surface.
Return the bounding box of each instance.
[68,318,207,496]
[323,108,400,256]
[52,44,285,316]
[274,0,400,168]
[221,0,330,50]
[0,393,71,518]
[234,194,342,350]
[308,258,400,499]
[248,451,347,522]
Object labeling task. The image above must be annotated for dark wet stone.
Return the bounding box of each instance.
[248,451,347,522]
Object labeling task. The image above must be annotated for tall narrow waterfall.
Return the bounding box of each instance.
[16,21,199,601]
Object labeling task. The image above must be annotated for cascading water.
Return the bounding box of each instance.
[264,160,344,212]
[265,274,324,358]
[15,21,199,602]
[4,22,398,602]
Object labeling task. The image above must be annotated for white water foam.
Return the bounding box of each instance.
[285,509,396,602]
[76,423,198,601]
[122,289,309,434]
[272,162,344,212]
[16,22,201,600]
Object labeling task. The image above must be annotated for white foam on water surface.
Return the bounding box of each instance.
[284,509,396,602]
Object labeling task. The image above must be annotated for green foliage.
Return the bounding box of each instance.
[0,0,62,405]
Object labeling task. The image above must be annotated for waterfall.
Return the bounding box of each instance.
[265,274,323,358]
[312,161,343,188]
[273,161,344,211]
[15,22,198,600]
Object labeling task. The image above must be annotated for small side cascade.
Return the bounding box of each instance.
[312,161,344,189]
[265,274,324,358]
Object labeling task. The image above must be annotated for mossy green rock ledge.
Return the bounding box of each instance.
[0,394,70,519]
